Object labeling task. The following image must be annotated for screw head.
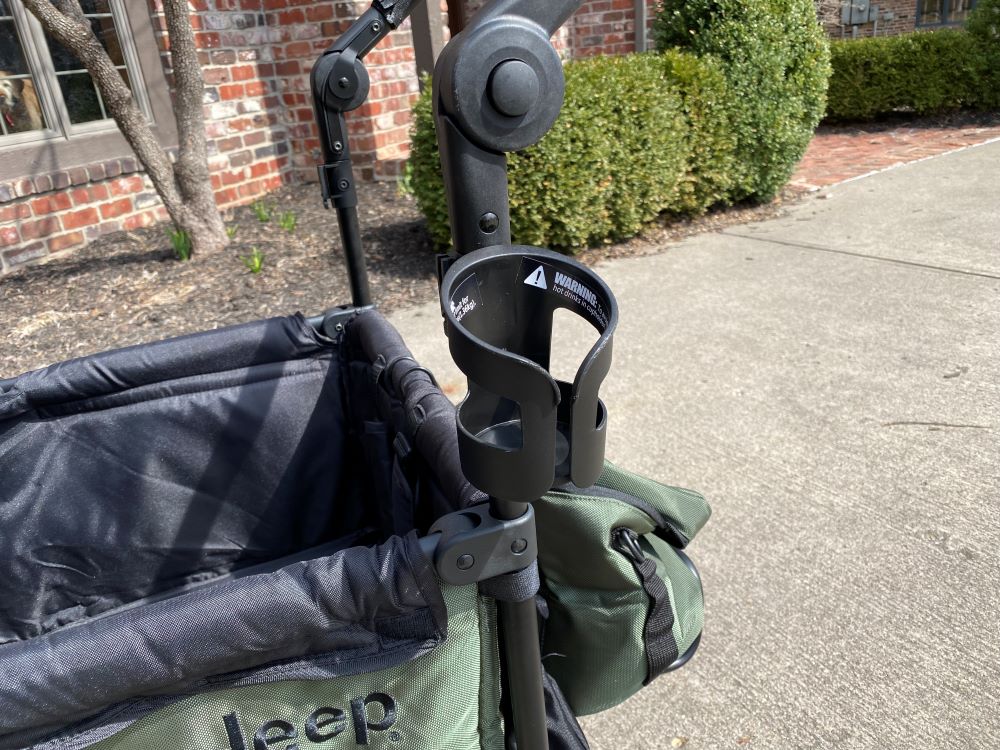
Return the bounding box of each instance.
[338,179,350,191]
[479,212,499,234]
[337,76,350,89]
[371,20,382,32]
[333,141,344,152]
[511,538,528,554]
[456,554,475,570]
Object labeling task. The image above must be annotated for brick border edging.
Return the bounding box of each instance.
[0,156,144,205]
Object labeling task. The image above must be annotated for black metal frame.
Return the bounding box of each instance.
[309,4,611,750]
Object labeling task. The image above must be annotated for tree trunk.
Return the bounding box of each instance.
[19,0,229,255]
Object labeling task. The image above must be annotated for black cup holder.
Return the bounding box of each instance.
[440,245,618,502]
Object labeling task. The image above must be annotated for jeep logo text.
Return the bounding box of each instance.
[223,693,398,748]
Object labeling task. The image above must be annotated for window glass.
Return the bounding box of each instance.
[0,20,31,74]
[951,0,975,21]
[45,4,131,125]
[58,71,105,123]
[919,0,943,23]
[0,18,47,135]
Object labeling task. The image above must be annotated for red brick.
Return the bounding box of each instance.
[215,187,240,205]
[216,135,243,152]
[220,169,246,185]
[100,198,133,220]
[284,41,311,58]
[62,208,100,230]
[219,84,245,100]
[0,225,19,247]
[249,160,278,178]
[204,68,231,84]
[244,81,268,97]
[109,176,144,196]
[19,216,61,240]
[243,131,267,147]
[70,184,111,205]
[48,231,85,253]
[123,211,157,231]
[230,64,258,82]
[0,203,31,222]
[195,32,221,48]
[305,4,332,21]
[30,193,73,215]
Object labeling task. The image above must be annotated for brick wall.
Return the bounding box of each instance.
[820,0,920,37]
[1,0,661,273]
[0,159,169,272]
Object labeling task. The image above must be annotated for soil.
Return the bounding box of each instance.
[0,179,794,379]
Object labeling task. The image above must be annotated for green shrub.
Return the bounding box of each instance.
[826,30,989,120]
[408,82,451,248]
[660,49,737,214]
[410,54,693,251]
[968,0,1000,110]
[968,0,1000,44]
[654,0,830,202]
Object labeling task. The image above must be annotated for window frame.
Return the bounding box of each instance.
[916,0,977,26]
[0,0,176,181]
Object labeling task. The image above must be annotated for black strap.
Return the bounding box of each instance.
[636,557,679,683]
[479,561,540,603]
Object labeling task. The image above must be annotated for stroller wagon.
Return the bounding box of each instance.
[0,1,710,749]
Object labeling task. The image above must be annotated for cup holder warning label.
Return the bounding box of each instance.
[449,272,483,323]
[519,259,610,329]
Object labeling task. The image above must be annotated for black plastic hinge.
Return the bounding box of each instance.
[427,503,537,585]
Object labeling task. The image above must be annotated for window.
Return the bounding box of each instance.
[917,0,976,25]
[0,0,149,142]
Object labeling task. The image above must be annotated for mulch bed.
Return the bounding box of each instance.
[1,179,792,379]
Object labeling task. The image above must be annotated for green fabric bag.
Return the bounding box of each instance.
[535,462,711,716]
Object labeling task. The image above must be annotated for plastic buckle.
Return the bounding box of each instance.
[427,504,537,585]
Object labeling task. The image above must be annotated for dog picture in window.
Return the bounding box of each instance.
[0,72,44,133]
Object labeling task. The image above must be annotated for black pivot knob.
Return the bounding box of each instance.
[489,59,539,117]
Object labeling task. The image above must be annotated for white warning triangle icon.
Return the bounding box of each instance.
[524,265,547,289]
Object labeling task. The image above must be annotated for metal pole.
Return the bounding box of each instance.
[634,0,647,51]
[336,205,372,307]
[492,498,549,750]
[411,0,445,87]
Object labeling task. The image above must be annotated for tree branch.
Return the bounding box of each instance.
[20,0,185,221]
[160,0,213,204]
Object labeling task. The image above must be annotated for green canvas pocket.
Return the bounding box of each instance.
[535,462,710,715]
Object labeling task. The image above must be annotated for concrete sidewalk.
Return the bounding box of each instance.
[389,139,1000,748]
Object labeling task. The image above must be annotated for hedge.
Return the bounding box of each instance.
[970,0,1000,110]
[408,52,734,251]
[826,29,994,120]
[653,0,831,202]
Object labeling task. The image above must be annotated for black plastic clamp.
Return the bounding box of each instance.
[426,503,537,585]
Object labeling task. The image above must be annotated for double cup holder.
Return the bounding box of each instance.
[441,245,618,502]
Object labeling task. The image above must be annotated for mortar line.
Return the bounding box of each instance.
[720,232,1000,281]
